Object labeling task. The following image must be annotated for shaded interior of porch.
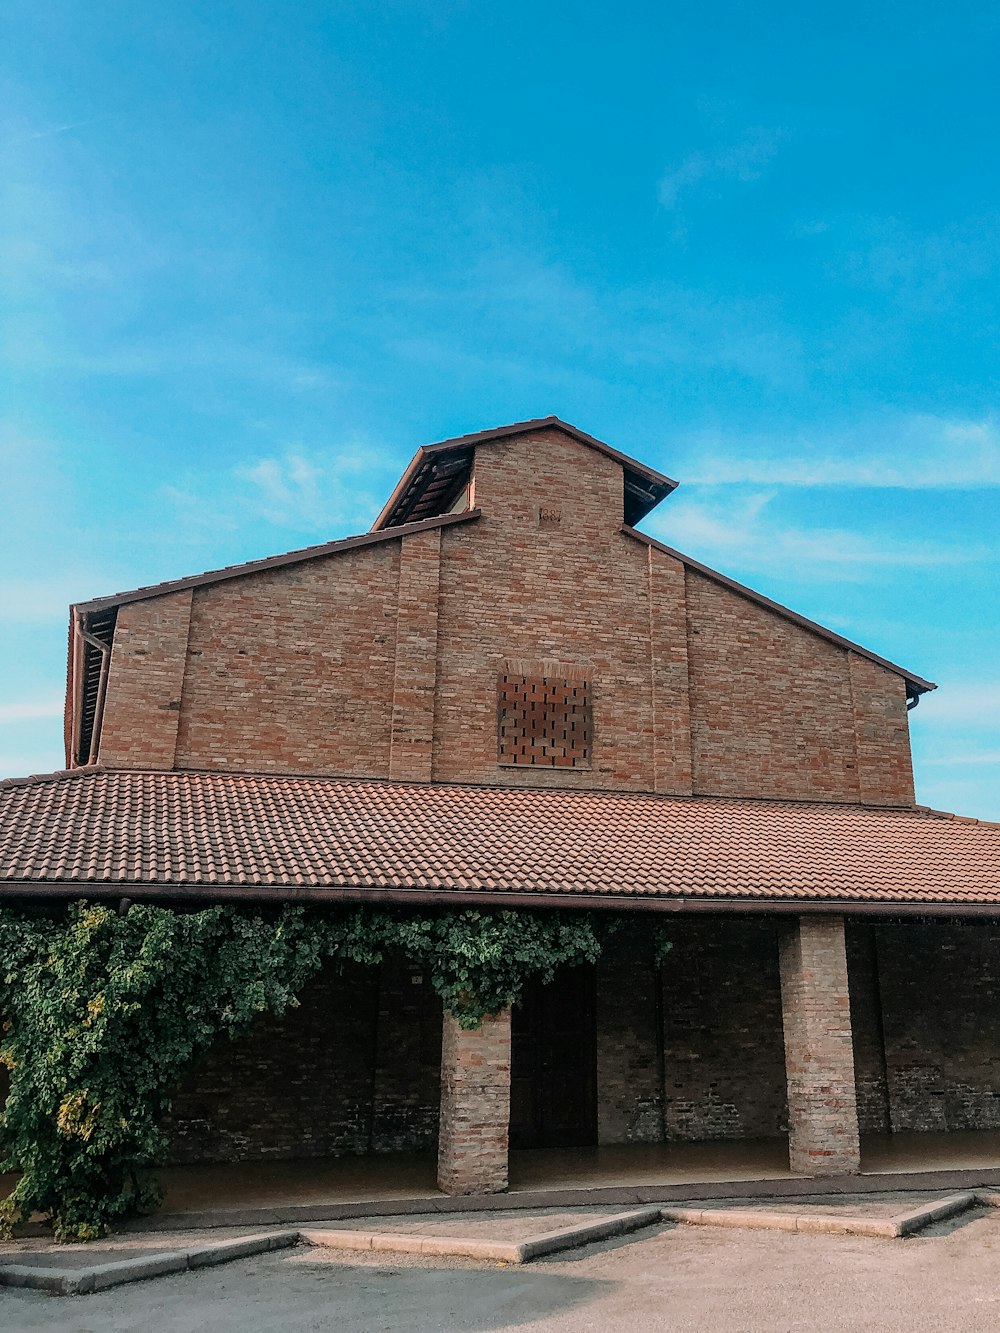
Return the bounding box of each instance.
[116,1129,1000,1218]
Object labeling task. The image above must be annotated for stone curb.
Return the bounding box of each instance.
[0,1229,298,1296]
[661,1191,981,1240]
[128,1167,1000,1233]
[302,1207,662,1264]
[301,1228,522,1263]
[516,1207,662,1259]
[4,1188,996,1294]
[893,1192,977,1235]
[661,1206,898,1238]
[0,1209,661,1293]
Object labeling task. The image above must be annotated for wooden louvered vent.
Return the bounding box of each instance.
[497,664,592,768]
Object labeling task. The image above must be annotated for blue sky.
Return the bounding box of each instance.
[2,1,998,818]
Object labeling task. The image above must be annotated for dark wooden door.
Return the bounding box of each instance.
[510,966,597,1149]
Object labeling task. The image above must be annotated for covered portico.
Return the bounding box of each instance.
[2,767,999,1224]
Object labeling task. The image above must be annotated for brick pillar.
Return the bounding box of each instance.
[779,916,861,1175]
[437,1009,510,1194]
[389,527,441,782]
[648,545,693,795]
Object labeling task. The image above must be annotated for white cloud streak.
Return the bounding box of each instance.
[659,128,785,210]
[650,490,984,582]
[678,415,1000,488]
[0,699,64,724]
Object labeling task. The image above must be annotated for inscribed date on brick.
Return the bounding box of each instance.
[497,666,592,768]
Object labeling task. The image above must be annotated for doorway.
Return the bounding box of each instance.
[510,965,598,1149]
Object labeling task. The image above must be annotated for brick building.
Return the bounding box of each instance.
[2,416,999,1192]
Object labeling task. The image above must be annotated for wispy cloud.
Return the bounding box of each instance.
[677,414,1000,488]
[0,575,105,624]
[923,751,1000,766]
[914,681,1000,727]
[652,490,986,582]
[1,117,105,151]
[658,128,785,210]
[166,440,398,540]
[0,699,64,724]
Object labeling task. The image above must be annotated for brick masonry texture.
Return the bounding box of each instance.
[864,922,1000,1134]
[779,915,861,1174]
[389,527,440,782]
[91,426,916,806]
[685,571,913,805]
[100,590,192,769]
[437,1009,511,1194]
[173,541,400,775]
[164,958,441,1164]
[849,653,915,806]
[663,919,789,1141]
[157,923,793,1168]
[596,941,664,1144]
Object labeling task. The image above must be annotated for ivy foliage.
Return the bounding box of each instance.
[0,900,669,1241]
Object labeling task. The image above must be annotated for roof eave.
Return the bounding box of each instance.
[0,878,996,917]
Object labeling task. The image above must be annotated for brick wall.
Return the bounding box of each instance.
[432,430,660,791]
[593,921,788,1146]
[99,590,192,769]
[389,527,441,782]
[156,919,1000,1171]
[173,542,400,775]
[687,572,861,804]
[661,919,788,1140]
[164,958,441,1164]
[845,924,892,1135]
[90,425,917,807]
[868,921,1000,1133]
[849,655,915,806]
[596,940,664,1144]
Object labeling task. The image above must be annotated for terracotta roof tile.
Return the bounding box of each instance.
[0,768,997,908]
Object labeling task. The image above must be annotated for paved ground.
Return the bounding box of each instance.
[5,1201,1000,1331]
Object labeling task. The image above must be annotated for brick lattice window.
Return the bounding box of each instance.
[497,665,592,768]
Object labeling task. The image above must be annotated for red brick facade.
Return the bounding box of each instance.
[62,419,946,1190]
[90,426,916,808]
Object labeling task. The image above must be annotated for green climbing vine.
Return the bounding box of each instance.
[0,900,670,1241]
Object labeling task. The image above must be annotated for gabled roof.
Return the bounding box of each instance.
[624,526,936,699]
[2,768,997,912]
[371,416,679,530]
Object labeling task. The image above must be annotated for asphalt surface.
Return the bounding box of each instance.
[4,1204,1000,1331]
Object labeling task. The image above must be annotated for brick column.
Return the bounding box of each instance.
[437,1009,511,1194]
[648,545,693,795]
[779,916,861,1175]
[389,527,441,782]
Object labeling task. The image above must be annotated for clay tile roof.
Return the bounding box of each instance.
[1,769,998,910]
